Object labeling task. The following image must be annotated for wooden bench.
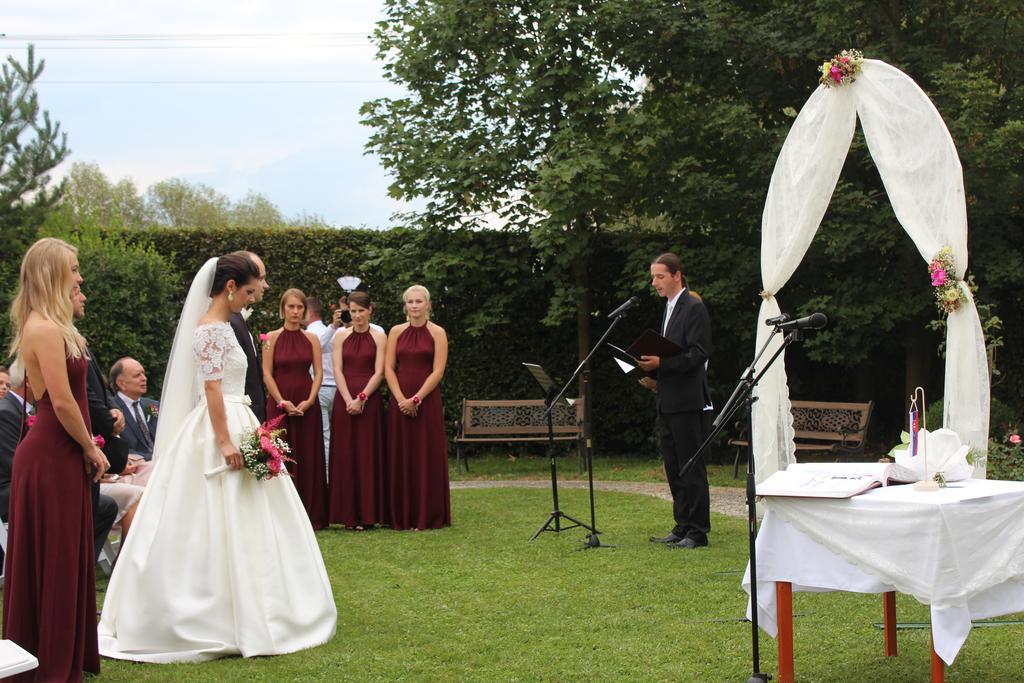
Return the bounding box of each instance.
[453,398,585,473]
[729,400,874,477]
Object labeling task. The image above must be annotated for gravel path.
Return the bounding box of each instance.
[451,479,755,519]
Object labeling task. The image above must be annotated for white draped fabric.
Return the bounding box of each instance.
[754,60,989,482]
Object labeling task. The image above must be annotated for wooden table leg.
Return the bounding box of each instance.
[883,591,897,656]
[776,581,794,683]
[930,629,945,682]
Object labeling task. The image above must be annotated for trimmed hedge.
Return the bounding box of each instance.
[4,225,1019,459]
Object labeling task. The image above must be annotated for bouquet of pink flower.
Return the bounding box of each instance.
[204,414,294,480]
[239,413,294,480]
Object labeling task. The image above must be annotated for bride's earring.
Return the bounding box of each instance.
[228,290,235,302]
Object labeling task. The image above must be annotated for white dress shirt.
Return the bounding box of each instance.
[662,287,686,335]
[306,319,338,386]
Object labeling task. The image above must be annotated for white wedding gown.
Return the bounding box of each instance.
[99,322,336,662]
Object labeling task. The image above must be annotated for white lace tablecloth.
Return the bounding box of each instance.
[741,479,1024,664]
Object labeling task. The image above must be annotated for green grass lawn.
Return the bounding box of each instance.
[92,487,1023,681]
[450,453,744,488]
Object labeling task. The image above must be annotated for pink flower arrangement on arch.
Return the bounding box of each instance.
[928,247,967,315]
[820,49,864,88]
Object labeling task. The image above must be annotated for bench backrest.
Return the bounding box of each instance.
[790,400,873,443]
[459,399,584,437]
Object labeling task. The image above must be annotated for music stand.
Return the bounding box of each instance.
[523,362,593,541]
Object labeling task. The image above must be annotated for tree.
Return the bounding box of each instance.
[230,191,285,227]
[365,0,1024,438]
[362,0,652,362]
[597,0,1024,422]
[145,178,233,228]
[0,45,69,275]
[48,162,147,230]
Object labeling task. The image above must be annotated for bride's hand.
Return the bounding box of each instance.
[83,444,110,482]
[220,442,243,470]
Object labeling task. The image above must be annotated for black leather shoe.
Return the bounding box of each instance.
[668,537,708,550]
[649,532,683,544]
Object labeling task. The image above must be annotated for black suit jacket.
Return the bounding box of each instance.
[0,392,29,521]
[654,290,713,414]
[230,311,266,422]
[114,394,159,460]
[84,348,129,475]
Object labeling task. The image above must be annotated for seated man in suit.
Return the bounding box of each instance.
[0,370,31,524]
[110,356,159,461]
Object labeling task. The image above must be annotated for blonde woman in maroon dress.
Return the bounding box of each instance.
[329,291,388,528]
[3,237,109,681]
[262,288,328,529]
[384,284,450,530]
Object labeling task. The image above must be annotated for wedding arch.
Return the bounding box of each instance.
[752,57,990,482]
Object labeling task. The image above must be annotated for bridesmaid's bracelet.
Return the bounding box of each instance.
[411,395,421,405]
[358,392,367,401]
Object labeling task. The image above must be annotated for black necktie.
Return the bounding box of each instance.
[134,401,154,450]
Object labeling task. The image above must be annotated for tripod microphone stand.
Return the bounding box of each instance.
[524,364,592,541]
[681,323,804,683]
[543,311,630,550]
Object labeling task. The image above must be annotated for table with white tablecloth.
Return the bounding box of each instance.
[742,479,1024,681]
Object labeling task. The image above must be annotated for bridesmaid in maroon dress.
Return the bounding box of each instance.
[329,291,388,528]
[3,238,109,682]
[263,288,328,529]
[384,284,451,530]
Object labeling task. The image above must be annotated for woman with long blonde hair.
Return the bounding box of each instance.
[3,237,109,681]
[384,284,450,530]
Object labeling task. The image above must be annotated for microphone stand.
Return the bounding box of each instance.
[544,311,628,550]
[681,323,802,683]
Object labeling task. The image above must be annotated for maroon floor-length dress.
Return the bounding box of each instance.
[329,330,386,527]
[266,328,328,529]
[386,324,451,530]
[2,354,99,681]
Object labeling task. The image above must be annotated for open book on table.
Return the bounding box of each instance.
[756,461,919,499]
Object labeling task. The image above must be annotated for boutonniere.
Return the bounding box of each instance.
[145,403,160,419]
[241,307,253,321]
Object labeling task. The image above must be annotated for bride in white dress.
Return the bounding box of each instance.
[99,254,336,662]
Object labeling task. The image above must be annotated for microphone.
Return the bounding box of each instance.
[776,312,828,332]
[607,296,640,319]
[765,314,789,326]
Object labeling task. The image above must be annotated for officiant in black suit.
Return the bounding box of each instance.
[637,252,713,549]
[228,251,271,422]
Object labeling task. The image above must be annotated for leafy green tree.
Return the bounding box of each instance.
[362,0,653,361]
[0,45,69,280]
[47,162,147,230]
[145,178,233,228]
[365,0,1023,437]
[598,0,1023,421]
[230,191,285,227]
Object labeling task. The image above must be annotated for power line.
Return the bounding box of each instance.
[1,32,372,41]
[40,79,389,85]
[2,44,373,50]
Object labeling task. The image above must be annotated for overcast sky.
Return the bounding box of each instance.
[1,1,418,228]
